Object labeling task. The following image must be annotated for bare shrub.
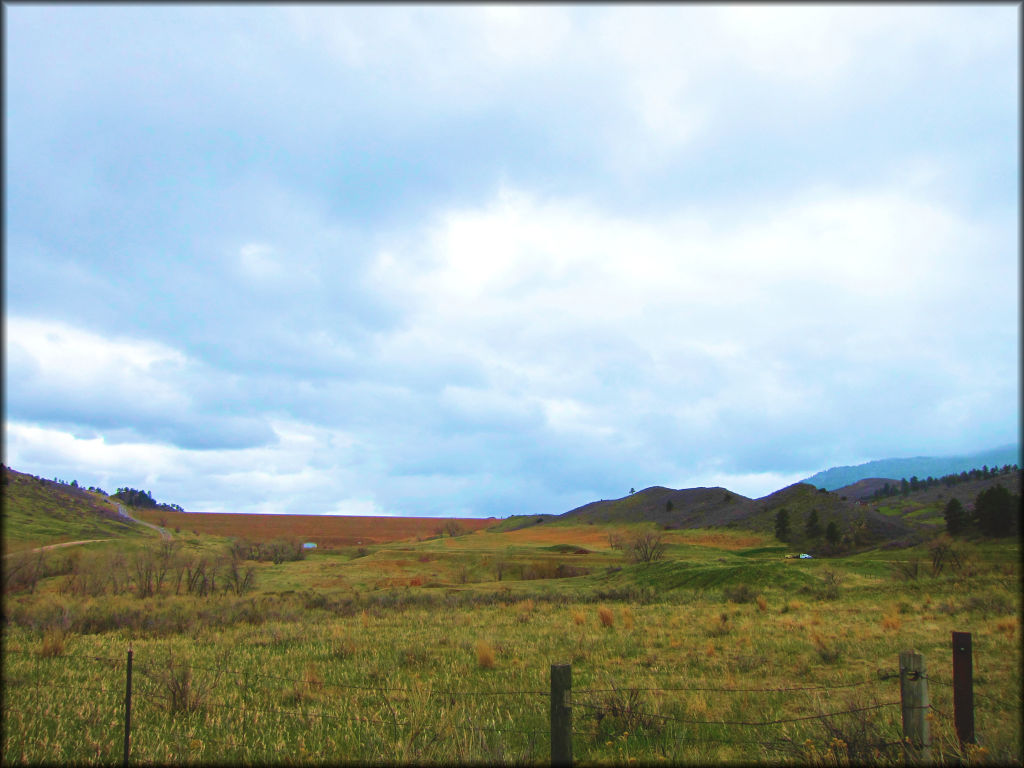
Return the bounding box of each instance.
[811,633,840,663]
[4,550,46,594]
[820,569,842,600]
[630,531,666,563]
[493,556,507,581]
[723,583,757,604]
[223,553,256,596]
[145,651,222,714]
[891,559,921,581]
[592,686,660,735]
[811,692,902,764]
[929,536,970,578]
[443,520,465,538]
[38,628,67,658]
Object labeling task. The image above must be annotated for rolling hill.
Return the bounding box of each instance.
[557,481,919,547]
[1,465,143,553]
[561,485,752,527]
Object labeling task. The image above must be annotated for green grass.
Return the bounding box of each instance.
[3,516,1021,765]
[2,469,148,553]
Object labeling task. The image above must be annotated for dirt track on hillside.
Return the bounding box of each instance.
[2,539,111,558]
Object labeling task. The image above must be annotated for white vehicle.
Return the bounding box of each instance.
[799,553,813,559]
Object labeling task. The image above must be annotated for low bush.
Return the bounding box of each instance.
[723,583,757,604]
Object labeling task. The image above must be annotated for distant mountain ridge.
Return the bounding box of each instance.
[801,444,1021,491]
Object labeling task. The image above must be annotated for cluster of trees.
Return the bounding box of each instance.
[944,484,1020,538]
[871,464,1019,500]
[435,521,466,538]
[112,487,184,513]
[4,541,257,599]
[230,537,307,565]
[113,487,159,507]
[774,508,862,554]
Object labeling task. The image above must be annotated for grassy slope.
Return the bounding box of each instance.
[1,466,144,553]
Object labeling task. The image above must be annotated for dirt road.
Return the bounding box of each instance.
[2,539,111,558]
[116,504,172,541]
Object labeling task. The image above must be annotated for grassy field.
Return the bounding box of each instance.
[3,511,1020,765]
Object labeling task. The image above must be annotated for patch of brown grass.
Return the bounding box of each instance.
[811,633,840,663]
[37,628,66,658]
[881,614,901,631]
[755,595,768,613]
[706,612,730,637]
[621,606,635,630]
[475,640,495,669]
[598,606,615,627]
[995,617,1017,638]
[573,610,586,626]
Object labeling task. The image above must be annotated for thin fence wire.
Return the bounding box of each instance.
[925,676,1002,702]
[5,646,1002,762]
[574,699,901,728]
[130,656,549,699]
[574,676,891,695]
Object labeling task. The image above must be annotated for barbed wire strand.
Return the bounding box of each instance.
[4,678,120,696]
[130,656,548,699]
[575,700,900,727]
[575,676,891,696]
[924,676,1001,702]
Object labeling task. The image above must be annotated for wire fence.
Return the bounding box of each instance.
[1,640,1000,765]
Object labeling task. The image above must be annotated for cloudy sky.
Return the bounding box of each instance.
[4,5,1019,517]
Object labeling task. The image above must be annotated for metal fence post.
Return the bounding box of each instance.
[899,649,930,763]
[952,631,975,747]
[550,662,572,767]
[123,647,133,767]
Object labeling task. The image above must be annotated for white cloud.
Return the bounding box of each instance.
[7,316,191,414]
[3,418,377,515]
[5,5,1016,515]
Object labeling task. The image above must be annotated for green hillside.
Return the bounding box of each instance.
[1,466,143,553]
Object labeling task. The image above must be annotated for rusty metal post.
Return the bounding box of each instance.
[952,631,975,747]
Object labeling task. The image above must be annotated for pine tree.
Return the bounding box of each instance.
[943,497,967,535]
[805,509,822,540]
[774,508,790,541]
[973,485,1014,537]
[825,521,840,548]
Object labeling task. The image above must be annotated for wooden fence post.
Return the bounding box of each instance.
[952,631,975,747]
[123,647,133,767]
[550,662,572,768]
[899,650,930,763]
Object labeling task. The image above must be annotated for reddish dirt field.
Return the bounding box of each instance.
[133,509,496,548]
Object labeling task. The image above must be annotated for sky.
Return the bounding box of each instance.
[3,4,1020,517]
